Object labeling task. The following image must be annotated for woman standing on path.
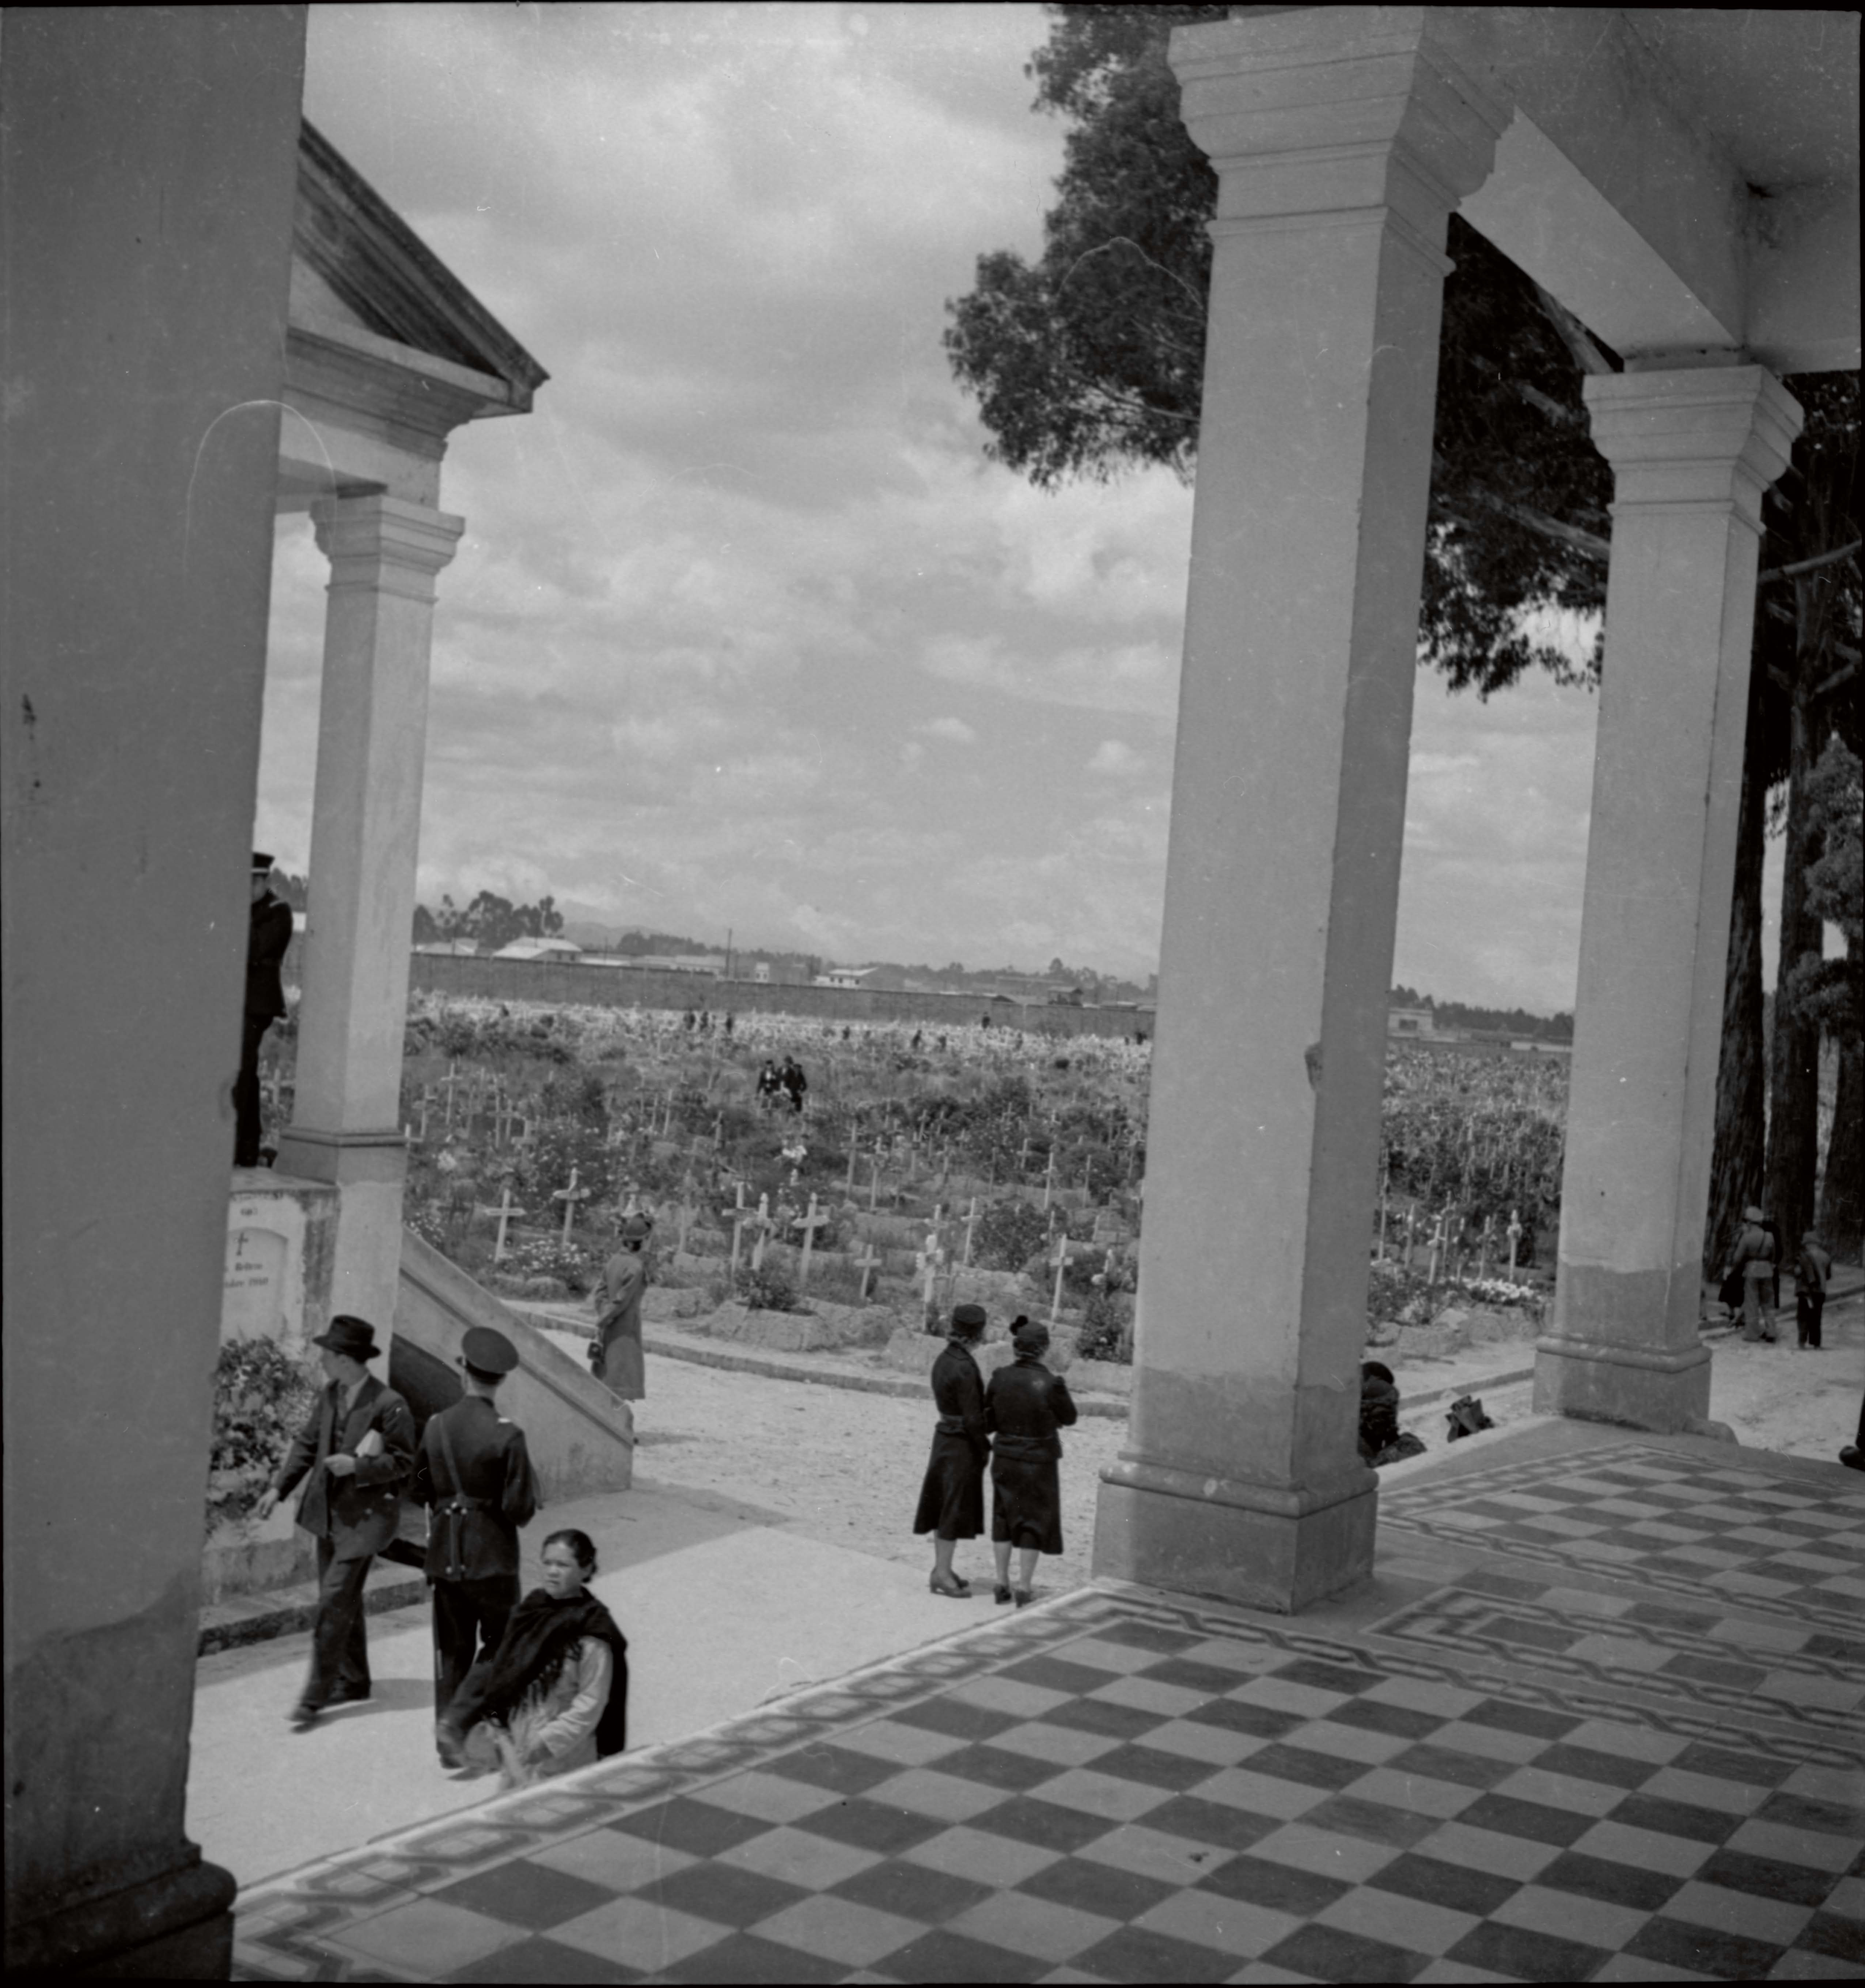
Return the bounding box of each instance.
[913,1303,990,1597]
[593,1212,652,1398]
[986,1317,1078,1608]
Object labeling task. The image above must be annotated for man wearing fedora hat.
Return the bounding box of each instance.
[413,1325,541,1744]
[235,851,295,1167]
[592,1212,652,1399]
[255,1315,416,1729]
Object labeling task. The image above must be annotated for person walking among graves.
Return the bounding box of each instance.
[235,852,294,1167]
[412,1325,541,1751]
[592,1212,651,1398]
[757,1059,782,1109]
[1795,1229,1834,1350]
[781,1056,808,1114]
[1725,1206,1778,1343]
[437,1528,627,1784]
[913,1302,989,1597]
[985,1317,1077,1608]
[254,1315,416,1731]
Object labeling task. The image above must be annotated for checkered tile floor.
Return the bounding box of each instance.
[234,1436,1865,1984]
[1381,1445,1865,1629]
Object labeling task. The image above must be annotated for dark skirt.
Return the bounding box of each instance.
[991,1454,1063,1555]
[913,1430,984,1540]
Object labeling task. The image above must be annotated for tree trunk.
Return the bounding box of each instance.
[1818,932,1864,1259]
[1764,697,1823,1246]
[1706,688,1769,1274]
[1763,575,1834,1250]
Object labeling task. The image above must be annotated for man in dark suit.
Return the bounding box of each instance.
[413,1325,541,1754]
[255,1315,416,1730]
[236,851,294,1166]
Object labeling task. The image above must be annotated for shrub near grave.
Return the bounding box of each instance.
[971,1198,1050,1271]
[207,1336,320,1536]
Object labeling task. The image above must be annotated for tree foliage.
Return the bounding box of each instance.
[413,890,565,950]
[944,2,1614,696]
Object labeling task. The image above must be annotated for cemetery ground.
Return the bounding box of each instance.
[193,1277,1861,1896]
[205,996,1862,1906]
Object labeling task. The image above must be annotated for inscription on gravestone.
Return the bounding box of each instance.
[223,1223,287,1341]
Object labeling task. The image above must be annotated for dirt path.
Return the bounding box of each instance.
[619,1350,1127,1600]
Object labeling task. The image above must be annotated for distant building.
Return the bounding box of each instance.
[1387,1003,1440,1039]
[629,952,726,975]
[491,936,584,961]
[812,964,909,992]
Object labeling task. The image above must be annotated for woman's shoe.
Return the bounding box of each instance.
[929,1574,970,1599]
[993,1584,1013,1605]
[1014,1589,1034,1609]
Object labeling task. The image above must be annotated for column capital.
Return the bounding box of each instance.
[1171,5,1510,264]
[311,493,465,602]
[1583,366,1804,529]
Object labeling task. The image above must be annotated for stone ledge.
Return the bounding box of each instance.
[198,1552,425,1656]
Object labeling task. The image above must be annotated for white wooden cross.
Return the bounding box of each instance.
[553,1167,592,1244]
[1049,1231,1072,1326]
[854,1241,882,1303]
[1507,1207,1523,1279]
[1043,1146,1057,1210]
[791,1194,831,1289]
[916,1231,947,1309]
[438,1061,470,1131]
[962,1196,979,1267]
[477,1184,518,1262]
[1426,1209,1448,1285]
[724,1191,751,1279]
[750,1193,774,1270]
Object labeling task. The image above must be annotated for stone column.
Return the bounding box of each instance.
[1093,8,1506,1612]
[1536,367,1801,1429]
[3,9,305,1973]
[277,496,463,1333]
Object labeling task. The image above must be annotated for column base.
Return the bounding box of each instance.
[1092,1456,1377,1614]
[6,1854,235,1978]
[274,1123,407,1185]
[1533,1333,1712,1433]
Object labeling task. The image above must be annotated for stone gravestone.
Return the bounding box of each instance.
[222,1224,288,1343]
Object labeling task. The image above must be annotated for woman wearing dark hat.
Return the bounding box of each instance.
[593,1212,653,1398]
[985,1318,1077,1607]
[913,1303,990,1597]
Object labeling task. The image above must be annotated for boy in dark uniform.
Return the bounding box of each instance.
[237,851,294,1166]
[413,1325,541,1745]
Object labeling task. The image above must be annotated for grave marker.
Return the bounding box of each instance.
[792,1194,831,1289]
[1507,1207,1523,1279]
[1049,1231,1072,1326]
[853,1242,882,1302]
[553,1167,592,1244]
[476,1184,519,1262]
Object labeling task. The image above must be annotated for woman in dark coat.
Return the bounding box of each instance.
[912,1303,989,1597]
[986,1317,1077,1607]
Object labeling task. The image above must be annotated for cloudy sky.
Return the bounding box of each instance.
[255,1,1753,1013]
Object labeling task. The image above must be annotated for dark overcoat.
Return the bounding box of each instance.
[412,1394,542,1582]
[276,1373,417,1561]
[246,892,294,1021]
[912,1338,988,1540]
[985,1356,1077,1555]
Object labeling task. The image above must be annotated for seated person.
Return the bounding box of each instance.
[437,1528,627,1785]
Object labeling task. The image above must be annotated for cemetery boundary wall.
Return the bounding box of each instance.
[395,950,1154,1040]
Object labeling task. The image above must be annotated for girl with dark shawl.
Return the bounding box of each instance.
[437,1529,627,1784]
[985,1318,1077,1607]
[912,1303,989,1597]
